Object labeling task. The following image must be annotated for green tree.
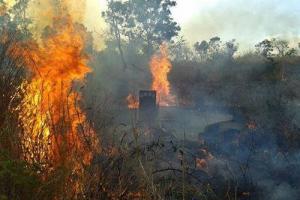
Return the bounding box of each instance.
[102,0,131,70]
[102,0,181,69]
[0,152,40,200]
[130,0,180,54]
[10,0,31,38]
[0,0,31,39]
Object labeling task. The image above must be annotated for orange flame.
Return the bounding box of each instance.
[19,13,99,174]
[150,43,175,106]
[126,94,139,109]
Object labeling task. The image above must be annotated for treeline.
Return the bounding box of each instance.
[170,36,300,149]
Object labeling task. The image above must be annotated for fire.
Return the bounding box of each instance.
[125,43,175,109]
[150,43,175,106]
[126,94,139,109]
[247,120,257,130]
[17,1,99,195]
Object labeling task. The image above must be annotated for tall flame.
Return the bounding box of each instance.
[150,43,175,106]
[18,3,99,195]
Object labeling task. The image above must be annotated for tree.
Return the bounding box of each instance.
[208,36,221,57]
[225,39,238,59]
[10,0,31,38]
[194,37,237,61]
[255,38,297,80]
[170,36,193,61]
[255,38,296,59]
[0,0,28,131]
[130,0,180,54]
[0,1,10,32]
[194,40,209,61]
[272,39,297,57]
[102,0,181,65]
[102,0,131,70]
[255,39,273,58]
[271,39,297,80]
[286,48,297,57]
[271,39,289,57]
[0,0,31,39]
[0,152,41,200]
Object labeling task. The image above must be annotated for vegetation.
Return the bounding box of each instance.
[0,0,300,199]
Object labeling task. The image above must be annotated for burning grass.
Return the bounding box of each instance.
[12,3,100,198]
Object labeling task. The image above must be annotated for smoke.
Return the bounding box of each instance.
[29,0,87,21]
[174,0,300,52]
[27,0,87,40]
[22,1,296,199]
[266,182,298,200]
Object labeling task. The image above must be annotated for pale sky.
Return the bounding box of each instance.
[8,0,295,51]
[85,0,300,52]
[172,0,300,52]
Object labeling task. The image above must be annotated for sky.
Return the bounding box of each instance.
[6,0,298,52]
[172,0,300,52]
[84,0,300,52]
